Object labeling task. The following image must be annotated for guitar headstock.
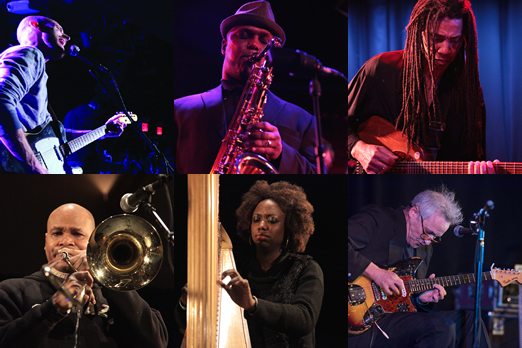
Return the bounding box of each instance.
[114,112,138,124]
[492,268,522,287]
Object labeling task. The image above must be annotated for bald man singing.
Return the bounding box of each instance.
[0,203,168,347]
[0,16,125,174]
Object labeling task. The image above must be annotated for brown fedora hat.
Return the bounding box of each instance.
[220,1,286,45]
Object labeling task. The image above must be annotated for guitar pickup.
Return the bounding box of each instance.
[348,283,366,306]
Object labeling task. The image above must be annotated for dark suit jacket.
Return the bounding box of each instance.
[174,85,317,174]
[348,205,432,282]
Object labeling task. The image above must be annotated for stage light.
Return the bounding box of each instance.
[142,122,149,132]
[157,126,163,135]
[6,0,40,14]
[84,174,120,201]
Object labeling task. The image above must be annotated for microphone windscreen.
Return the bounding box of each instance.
[267,47,318,78]
[453,225,463,237]
[69,45,80,57]
[453,225,474,237]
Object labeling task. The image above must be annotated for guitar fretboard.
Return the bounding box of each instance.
[406,271,493,293]
[390,162,522,174]
[65,125,107,155]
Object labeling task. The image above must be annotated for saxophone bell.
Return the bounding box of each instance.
[234,153,279,174]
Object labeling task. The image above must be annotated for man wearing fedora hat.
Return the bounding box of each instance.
[173,1,317,174]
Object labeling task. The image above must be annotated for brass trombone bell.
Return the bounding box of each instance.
[87,214,163,291]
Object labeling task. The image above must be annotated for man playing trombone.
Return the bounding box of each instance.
[0,203,168,348]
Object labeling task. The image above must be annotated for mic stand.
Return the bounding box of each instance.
[309,73,327,174]
[142,199,176,277]
[472,211,488,348]
[88,67,175,173]
[142,201,175,247]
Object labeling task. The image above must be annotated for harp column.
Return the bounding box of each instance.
[187,174,220,348]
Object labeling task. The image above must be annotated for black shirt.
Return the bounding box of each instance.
[348,205,432,282]
[241,252,323,348]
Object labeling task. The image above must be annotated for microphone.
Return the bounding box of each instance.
[120,175,173,213]
[68,45,108,72]
[267,46,348,81]
[453,225,476,237]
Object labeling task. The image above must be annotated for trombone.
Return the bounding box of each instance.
[43,214,163,307]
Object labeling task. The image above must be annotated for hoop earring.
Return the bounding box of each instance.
[249,235,253,246]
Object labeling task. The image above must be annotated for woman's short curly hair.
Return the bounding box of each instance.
[236,180,314,252]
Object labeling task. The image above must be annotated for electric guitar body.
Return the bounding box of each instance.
[355,116,522,174]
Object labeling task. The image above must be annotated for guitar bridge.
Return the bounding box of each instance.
[371,282,386,301]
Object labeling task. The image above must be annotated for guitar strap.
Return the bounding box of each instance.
[47,103,65,145]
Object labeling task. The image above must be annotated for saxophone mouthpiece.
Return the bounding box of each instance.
[249,53,259,63]
[250,37,283,63]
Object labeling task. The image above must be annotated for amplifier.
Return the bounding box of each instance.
[453,279,498,312]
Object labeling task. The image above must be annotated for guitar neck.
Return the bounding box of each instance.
[392,162,522,174]
[407,271,492,293]
[66,125,107,155]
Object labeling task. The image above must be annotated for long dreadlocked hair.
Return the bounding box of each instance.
[397,0,483,158]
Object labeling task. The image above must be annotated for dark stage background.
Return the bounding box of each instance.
[0,175,347,348]
[348,0,522,163]
[0,0,175,173]
[349,175,522,344]
[174,0,349,173]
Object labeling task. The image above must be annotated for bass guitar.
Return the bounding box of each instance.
[0,112,136,174]
[348,257,522,335]
[354,116,522,173]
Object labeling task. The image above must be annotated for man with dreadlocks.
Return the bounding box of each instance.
[347,0,497,174]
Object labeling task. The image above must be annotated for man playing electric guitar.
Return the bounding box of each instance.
[0,16,125,174]
[348,186,491,347]
[347,0,497,174]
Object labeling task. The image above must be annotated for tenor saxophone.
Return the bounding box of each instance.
[210,37,283,174]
